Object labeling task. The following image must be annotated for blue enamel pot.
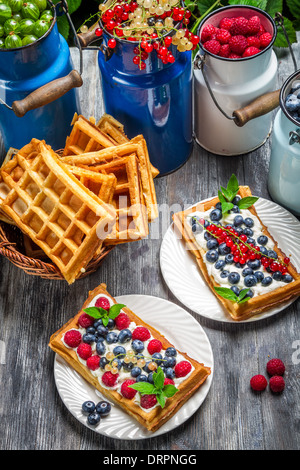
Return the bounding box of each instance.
[97,22,193,176]
[0,1,82,157]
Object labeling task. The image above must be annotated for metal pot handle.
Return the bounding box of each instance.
[1,0,83,117]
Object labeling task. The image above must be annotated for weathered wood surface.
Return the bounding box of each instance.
[0,37,299,451]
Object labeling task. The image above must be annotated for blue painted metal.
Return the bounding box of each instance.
[98,33,193,176]
[0,8,80,157]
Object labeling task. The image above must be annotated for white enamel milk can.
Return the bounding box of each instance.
[193,5,277,155]
[267,69,300,216]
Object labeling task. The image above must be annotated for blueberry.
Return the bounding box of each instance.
[257,235,268,245]
[82,333,96,344]
[164,355,176,368]
[131,366,142,378]
[259,246,268,255]
[147,372,154,384]
[228,272,240,285]
[233,215,244,226]
[215,260,226,270]
[96,325,108,337]
[232,195,241,205]
[136,374,148,382]
[165,347,177,357]
[225,253,234,264]
[207,238,219,250]
[220,270,229,278]
[206,249,219,263]
[243,227,253,237]
[261,276,273,286]
[122,360,133,371]
[106,332,118,344]
[86,326,96,335]
[87,411,101,426]
[230,286,240,296]
[93,319,103,329]
[272,271,283,281]
[244,217,254,228]
[132,339,144,353]
[282,274,293,283]
[152,353,163,365]
[96,340,106,356]
[143,361,153,374]
[247,237,255,245]
[247,259,261,270]
[235,226,244,236]
[106,318,115,330]
[285,94,300,113]
[191,217,202,233]
[204,231,213,241]
[242,267,253,277]
[245,289,254,298]
[82,400,95,415]
[267,250,278,259]
[218,242,231,256]
[254,271,264,282]
[231,205,240,213]
[215,202,222,210]
[210,208,222,221]
[113,345,126,359]
[165,367,176,379]
[96,401,111,417]
[118,328,132,344]
[100,357,109,369]
[244,274,257,288]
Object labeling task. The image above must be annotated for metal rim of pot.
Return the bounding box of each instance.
[196,4,277,63]
[280,68,300,128]
[0,0,57,53]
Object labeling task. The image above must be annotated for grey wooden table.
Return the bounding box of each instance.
[0,38,299,451]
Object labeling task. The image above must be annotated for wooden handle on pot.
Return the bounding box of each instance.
[12,70,83,118]
[233,89,280,127]
[77,29,99,48]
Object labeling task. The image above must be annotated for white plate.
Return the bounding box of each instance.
[54,294,213,439]
[160,198,300,323]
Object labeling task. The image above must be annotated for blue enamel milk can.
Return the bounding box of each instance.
[92,18,193,176]
[0,0,82,156]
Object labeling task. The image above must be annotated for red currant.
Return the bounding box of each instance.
[284,257,290,265]
[105,9,114,19]
[133,55,140,65]
[95,28,103,37]
[164,36,172,46]
[108,38,117,48]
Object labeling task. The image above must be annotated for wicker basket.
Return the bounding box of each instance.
[0,222,113,281]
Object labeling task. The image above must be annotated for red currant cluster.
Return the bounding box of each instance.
[92,0,200,70]
[202,220,290,271]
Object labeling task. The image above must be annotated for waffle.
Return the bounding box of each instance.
[97,113,130,145]
[0,140,116,284]
[49,283,211,432]
[173,186,300,321]
[60,137,158,223]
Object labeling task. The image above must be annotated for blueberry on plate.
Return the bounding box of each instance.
[259,246,268,255]
[267,250,278,259]
[233,215,244,226]
[82,400,96,415]
[107,318,115,330]
[165,347,177,357]
[210,208,222,221]
[231,205,240,213]
[131,366,142,378]
[96,340,106,356]
[242,267,253,277]
[215,259,226,270]
[131,339,144,353]
[244,274,257,288]
[204,231,214,241]
[82,333,96,344]
[113,345,126,358]
[244,217,254,228]
[247,237,255,245]
[96,401,111,417]
[254,271,264,282]
[100,357,109,369]
[206,249,219,263]
[106,332,118,344]
[165,367,176,379]
[215,202,222,210]
[245,289,254,298]
[207,238,219,250]
[87,411,101,426]
[136,374,148,382]
[272,271,283,281]
[228,272,240,285]
[96,325,109,337]
[232,195,241,205]
[225,253,234,264]
[230,286,240,296]
[247,259,261,270]
[152,353,163,365]
[118,328,132,344]
[218,242,231,256]
[220,270,229,278]
[257,235,268,245]
[261,276,273,286]
[282,274,293,283]
[243,227,253,237]
[164,355,176,368]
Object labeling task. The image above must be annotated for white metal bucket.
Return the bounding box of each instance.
[193,5,277,155]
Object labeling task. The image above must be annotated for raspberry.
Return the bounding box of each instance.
[95,296,110,311]
[229,35,248,55]
[77,342,92,360]
[250,374,268,391]
[78,313,94,329]
[102,371,119,387]
[229,53,241,59]
[230,16,249,36]
[64,329,82,348]
[269,375,285,393]
[219,44,230,57]
[120,379,137,399]
[242,46,261,57]
[203,39,221,55]
[247,15,261,35]
[259,32,272,49]
[86,355,100,371]
[216,29,231,44]
[114,312,130,330]
[200,24,216,42]
[140,394,157,409]
[266,358,285,376]
[164,378,175,385]
[175,360,192,378]
[257,24,266,37]
[147,339,162,355]
[131,326,151,341]
[219,17,233,31]
[247,36,261,48]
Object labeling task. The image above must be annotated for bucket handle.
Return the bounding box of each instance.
[2,0,83,118]
[77,25,114,61]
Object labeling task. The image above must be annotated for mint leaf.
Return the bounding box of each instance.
[162,384,178,398]
[227,174,239,195]
[237,296,251,304]
[214,286,239,302]
[109,303,126,319]
[237,196,259,210]
[221,201,234,215]
[153,367,165,390]
[83,306,107,319]
[156,392,166,408]
[237,288,250,301]
[128,382,156,395]
[218,190,226,203]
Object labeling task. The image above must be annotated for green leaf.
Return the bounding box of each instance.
[218,190,226,203]
[214,286,239,302]
[237,196,259,209]
[274,16,297,48]
[227,174,239,195]
[221,201,234,214]
[83,306,107,319]
[109,303,126,319]
[162,384,178,398]
[156,392,166,408]
[266,0,283,18]
[128,382,156,395]
[237,296,251,304]
[153,367,165,390]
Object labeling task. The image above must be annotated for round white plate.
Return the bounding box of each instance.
[54,294,213,439]
[160,198,300,323]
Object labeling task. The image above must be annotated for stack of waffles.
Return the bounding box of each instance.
[0,114,159,284]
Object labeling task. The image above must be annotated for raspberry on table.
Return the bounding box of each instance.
[250,374,268,391]
[269,376,285,393]
[114,312,130,330]
[140,394,158,409]
[266,358,285,376]
[132,326,151,341]
[175,361,192,378]
[120,379,137,399]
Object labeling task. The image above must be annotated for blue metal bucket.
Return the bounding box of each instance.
[0,1,82,157]
[97,27,193,176]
